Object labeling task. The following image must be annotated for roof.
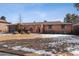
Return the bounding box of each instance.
[0,19,10,24]
[22,21,72,25]
[8,21,72,26]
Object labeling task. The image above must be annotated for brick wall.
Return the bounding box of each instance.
[8,23,72,34]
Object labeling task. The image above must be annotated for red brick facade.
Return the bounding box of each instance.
[8,22,72,34]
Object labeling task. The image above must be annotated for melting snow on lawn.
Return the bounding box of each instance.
[2,34,79,56]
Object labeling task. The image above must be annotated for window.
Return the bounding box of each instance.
[61,24,65,29]
[48,25,52,29]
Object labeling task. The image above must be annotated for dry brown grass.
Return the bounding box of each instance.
[0,34,41,41]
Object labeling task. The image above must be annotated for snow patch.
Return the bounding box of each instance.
[71,50,79,56]
[11,46,53,56]
[41,34,72,38]
[2,45,8,48]
[12,46,22,50]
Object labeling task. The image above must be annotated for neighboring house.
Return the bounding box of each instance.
[8,21,72,34]
[0,19,10,33]
[73,23,79,30]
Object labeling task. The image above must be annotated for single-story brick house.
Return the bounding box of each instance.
[73,23,79,28]
[8,21,73,34]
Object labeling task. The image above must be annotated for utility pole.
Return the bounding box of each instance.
[19,14,22,25]
[18,14,23,33]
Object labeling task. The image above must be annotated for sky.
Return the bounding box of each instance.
[0,3,79,23]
